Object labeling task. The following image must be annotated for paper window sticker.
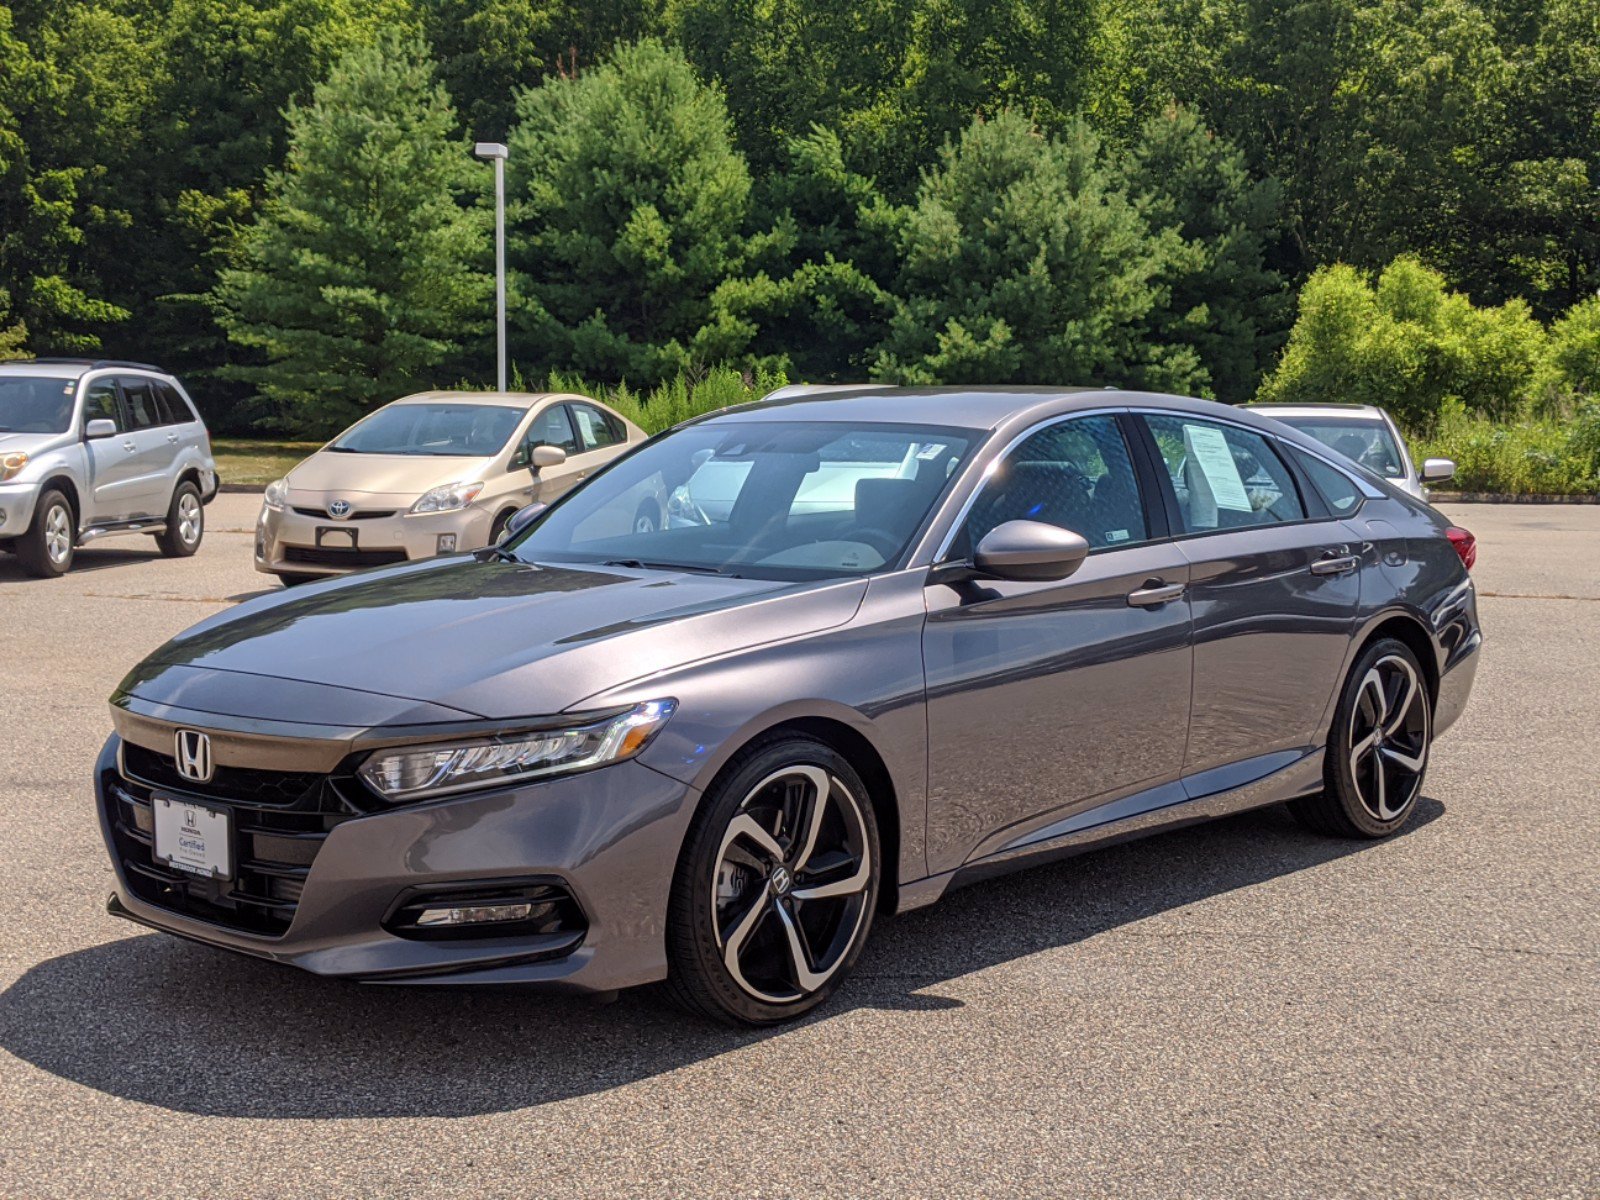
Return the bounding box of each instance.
[1182,424,1254,513]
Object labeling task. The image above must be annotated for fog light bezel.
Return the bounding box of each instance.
[382,877,587,944]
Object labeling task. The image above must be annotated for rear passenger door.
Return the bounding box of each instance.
[1133,412,1361,785]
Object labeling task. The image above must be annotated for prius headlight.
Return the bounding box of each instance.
[411,480,484,514]
[357,700,676,802]
[262,477,288,509]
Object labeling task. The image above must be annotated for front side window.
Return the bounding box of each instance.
[1141,414,1305,533]
[509,420,975,581]
[0,374,79,433]
[528,405,579,454]
[83,379,122,430]
[953,415,1149,556]
[329,403,525,456]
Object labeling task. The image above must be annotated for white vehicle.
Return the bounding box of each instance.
[0,359,218,577]
[1244,402,1454,500]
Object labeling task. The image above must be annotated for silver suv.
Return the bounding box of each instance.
[0,359,218,577]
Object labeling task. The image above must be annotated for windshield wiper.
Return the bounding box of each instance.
[601,558,736,577]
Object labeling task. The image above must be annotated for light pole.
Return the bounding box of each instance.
[474,142,509,393]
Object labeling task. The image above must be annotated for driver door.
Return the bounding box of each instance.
[921,413,1194,875]
[82,378,140,522]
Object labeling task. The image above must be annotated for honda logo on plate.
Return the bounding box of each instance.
[174,729,214,783]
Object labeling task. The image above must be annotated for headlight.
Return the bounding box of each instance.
[263,477,288,509]
[0,452,29,482]
[357,699,677,802]
[411,481,484,514]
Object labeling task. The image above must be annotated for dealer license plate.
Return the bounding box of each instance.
[152,796,233,879]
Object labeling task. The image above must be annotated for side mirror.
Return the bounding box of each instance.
[1421,457,1455,483]
[970,520,1090,582]
[85,419,117,440]
[531,445,566,470]
[500,502,547,542]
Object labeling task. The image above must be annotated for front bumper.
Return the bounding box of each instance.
[95,734,701,992]
[0,481,42,537]
[254,500,499,577]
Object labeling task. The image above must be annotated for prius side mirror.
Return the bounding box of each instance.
[500,502,547,542]
[1421,457,1455,483]
[531,445,566,470]
[85,418,117,440]
[963,520,1091,583]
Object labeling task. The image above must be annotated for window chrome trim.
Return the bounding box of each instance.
[922,406,1125,566]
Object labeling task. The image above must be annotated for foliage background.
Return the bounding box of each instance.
[0,0,1596,490]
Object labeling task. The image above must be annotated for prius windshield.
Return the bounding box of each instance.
[508,420,976,581]
[329,403,524,456]
[0,375,77,433]
[1272,415,1407,479]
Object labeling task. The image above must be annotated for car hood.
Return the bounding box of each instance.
[0,430,71,456]
[285,451,497,499]
[122,555,867,721]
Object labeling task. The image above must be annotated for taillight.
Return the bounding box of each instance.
[1446,525,1476,571]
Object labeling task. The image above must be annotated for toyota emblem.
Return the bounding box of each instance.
[328,499,352,519]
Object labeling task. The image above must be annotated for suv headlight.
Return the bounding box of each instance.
[411,481,484,514]
[357,699,677,802]
[263,477,288,509]
[0,452,29,482]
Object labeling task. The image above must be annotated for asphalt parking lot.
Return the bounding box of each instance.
[0,495,1595,1198]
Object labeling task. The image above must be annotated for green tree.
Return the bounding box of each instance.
[212,33,491,435]
[873,111,1197,389]
[1257,257,1548,426]
[507,38,753,383]
[1126,106,1288,402]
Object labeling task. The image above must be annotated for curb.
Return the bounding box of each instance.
[219,483,267,495]
[1432,492,1600,505]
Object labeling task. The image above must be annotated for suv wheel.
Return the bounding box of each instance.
[16,489,75,577]
[154,482,204,558]
[665,737,880,1026]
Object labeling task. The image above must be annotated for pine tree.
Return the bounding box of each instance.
[213,33,490,435]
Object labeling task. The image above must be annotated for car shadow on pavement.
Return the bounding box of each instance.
[0,798,1443,1119]
[0,547,163,580]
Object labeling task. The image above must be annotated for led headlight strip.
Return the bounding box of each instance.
[357,699,676,802]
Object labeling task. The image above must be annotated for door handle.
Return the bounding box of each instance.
[166,432,180,444]
[1310,554,1360,576]
[121,440,137,453]
[1127,581,1185,608]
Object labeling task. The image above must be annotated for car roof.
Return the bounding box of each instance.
[1243,402,1388,420]
[387,391,583,407]
[0,358,170,380]
[698,386,1270,432]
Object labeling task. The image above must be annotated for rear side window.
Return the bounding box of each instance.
[83,379,123,431]
[569,403,623,451]
[119,378,161,430]
[1289,447,1364,515]
[1140,414,1305,533]
[957,414,1149,554]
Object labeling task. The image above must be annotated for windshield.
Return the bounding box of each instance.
[329,403,524,456]
[508,420,977,581]
[1273,415,1407,479]
[0,375,77,434]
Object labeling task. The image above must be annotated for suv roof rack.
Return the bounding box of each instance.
[15,357,166,373]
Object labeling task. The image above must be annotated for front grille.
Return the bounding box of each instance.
[105,746,370,937]
[283,545,408,568]
[291,507,397,520]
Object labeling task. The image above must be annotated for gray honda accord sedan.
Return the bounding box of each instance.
[96,388,1481,1025]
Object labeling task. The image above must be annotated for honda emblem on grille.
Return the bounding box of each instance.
[328,498,352,518]
[174,729,214,783]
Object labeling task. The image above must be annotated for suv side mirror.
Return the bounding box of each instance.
[971,520,1090,582]
[1421,457,1455,483]
[85,419,117,440]
[531,445,566,470]
[500,502,548,542]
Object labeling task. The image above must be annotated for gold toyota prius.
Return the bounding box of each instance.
[255,391,647,585]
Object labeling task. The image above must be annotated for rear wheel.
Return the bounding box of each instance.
[154,481,204,557]
[633,499,660,535]
[16,489,75,577]
[665,737,880,1026]
[1291,637,1431,838]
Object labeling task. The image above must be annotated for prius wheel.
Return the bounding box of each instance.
[666,737,880,1026]
[155,482,204,557]
[1291,638,1431,839]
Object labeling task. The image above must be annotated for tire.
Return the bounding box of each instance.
[633,499,660,535]
[489,509,514,545]
[665,736,880,1026]
[275,572,321,587]
[16,489,75,578]
[154,481,204,558]
[1290,637,1431,838]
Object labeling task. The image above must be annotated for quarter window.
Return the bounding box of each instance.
[956,415,1148,555]
[1140,414,1305,533]
[569,403,623,451]
[154,381,195,425]
[1289,446,1364,515]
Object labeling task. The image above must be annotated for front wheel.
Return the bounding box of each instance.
[665,737,880,1026]
[16,489,75,577]
[154,481,204,557]
[1290,638,1432,838]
